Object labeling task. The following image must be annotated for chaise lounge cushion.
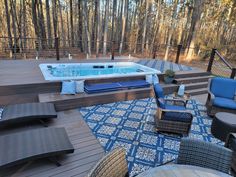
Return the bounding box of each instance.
[84,80,150,94]
[84,83,122,93]
[211,78,236,99]
[213,97,236,110]
[118,80,150,89]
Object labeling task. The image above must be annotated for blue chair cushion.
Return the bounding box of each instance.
[61,81,76,95]
[84,83,122,93]
[165,104,186,111]
[154,84,164,99]
[211,77,236,99]
[118,80,150,89]
[163,112,192,123]
[213,97,236,110]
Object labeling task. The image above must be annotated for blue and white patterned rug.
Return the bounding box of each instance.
[79,97,222,176]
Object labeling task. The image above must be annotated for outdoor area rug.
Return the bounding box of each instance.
[79,97,222,176]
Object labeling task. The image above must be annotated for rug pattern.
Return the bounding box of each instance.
[79,97,222,176]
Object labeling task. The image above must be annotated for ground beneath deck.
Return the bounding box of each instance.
[0,109,104,177]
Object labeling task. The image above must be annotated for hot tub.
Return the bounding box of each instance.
[39,62,161,81]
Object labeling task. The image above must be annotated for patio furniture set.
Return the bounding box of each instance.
[0,77,235,177]
[88,77,236,177]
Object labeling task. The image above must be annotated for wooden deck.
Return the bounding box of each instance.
[0,109,105,177]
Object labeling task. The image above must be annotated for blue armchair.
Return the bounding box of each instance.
[153,84,193,135]
[206,77,236,116]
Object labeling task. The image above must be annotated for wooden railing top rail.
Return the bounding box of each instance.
[207,48,235,79]
[215,50,233,70]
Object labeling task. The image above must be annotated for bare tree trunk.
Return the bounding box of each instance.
[38,0,47,49]
[70,0,74,47]
[46,0,52,47]
[10,0,17,56]
[66,6,70,46]
[22,0,27,50]
[185,0,203,61]
[142,0,149,54]
[119,0,127,54]
[164,0,178,60]
[52,0,58,47]
[103,0,109,56]
[111,0,117,42]
[93,1,97,51]
[32,0,40,38]
[58,0,66,47]
[82,0,91,57]
[95,0,100,57]
[4,0,13,51]
[77,0,83,52]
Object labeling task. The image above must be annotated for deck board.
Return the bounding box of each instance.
[0,109,105,177]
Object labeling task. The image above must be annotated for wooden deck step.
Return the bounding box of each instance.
[175,71,211,79]
[174,76,213,84]
[185,88,208,96]
[184,82,208,90]
[38,87,153,111]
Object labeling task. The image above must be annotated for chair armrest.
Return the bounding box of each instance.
[206,90,215,107]
[225,133,236,149]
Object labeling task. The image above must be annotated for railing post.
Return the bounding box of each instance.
[152,48,156,59]
[111,40,115,60]
[175,44,182,64]
[35,40,39,60]
[207,48,216,72]
[230,68,236,79]
[55,37,60,61]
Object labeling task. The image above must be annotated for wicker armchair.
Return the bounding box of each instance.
[87,147,129,177]
[177,138,233,174]
[206,77,236,116]
[225,133,236,175]
[153,84,193,135]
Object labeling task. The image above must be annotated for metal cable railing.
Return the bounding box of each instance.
[207,49,236,79]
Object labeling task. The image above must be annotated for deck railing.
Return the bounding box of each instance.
[0,36,184,63]
[207,48,236,79]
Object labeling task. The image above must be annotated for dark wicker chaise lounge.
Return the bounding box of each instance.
[0,103,57,127]
[0,127,74,169]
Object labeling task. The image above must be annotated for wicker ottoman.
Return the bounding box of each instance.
[211,112,236,142]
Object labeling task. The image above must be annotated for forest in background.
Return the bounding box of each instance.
[0,0,235,61]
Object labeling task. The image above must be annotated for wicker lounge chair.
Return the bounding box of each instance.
[0,127,74,169]
[177,138,233,174]
[87,147,129,177]
[225,133,236,175]
[206,77,236,116]
[153,84,193,135]
[0,103,57,127]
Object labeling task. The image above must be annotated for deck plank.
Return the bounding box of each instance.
[0,109,104,177]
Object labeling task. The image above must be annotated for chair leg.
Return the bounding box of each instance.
[48,157,61,167]
[38,119,48,127]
